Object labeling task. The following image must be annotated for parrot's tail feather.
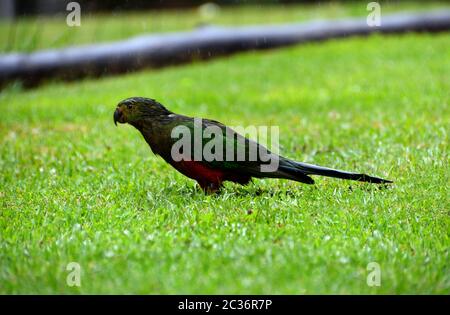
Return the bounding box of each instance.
[292,161,393,184]
[276,165,315,184]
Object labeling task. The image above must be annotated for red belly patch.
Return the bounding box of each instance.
[175,160,225,184]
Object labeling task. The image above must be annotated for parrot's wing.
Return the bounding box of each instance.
[169,117,311,182]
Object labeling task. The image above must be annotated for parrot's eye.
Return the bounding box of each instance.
[127,104,133,110]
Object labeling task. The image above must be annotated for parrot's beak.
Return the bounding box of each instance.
[113,107,123,126]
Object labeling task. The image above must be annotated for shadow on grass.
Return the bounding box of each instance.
[151,182,301,198]
[143,179,393,203]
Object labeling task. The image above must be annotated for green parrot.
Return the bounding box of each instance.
[114,97,392,193]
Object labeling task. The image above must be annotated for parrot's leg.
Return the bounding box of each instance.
[198,181,222,194]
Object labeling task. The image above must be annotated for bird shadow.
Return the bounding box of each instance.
[223,180,393,197]
[149,180,393,200]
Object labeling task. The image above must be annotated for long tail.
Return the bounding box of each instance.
[278,159,393,184]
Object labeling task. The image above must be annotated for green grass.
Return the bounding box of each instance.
[1,1,449,52]
[1,32,449,293]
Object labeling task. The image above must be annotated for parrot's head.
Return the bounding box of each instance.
[114,97,171,126]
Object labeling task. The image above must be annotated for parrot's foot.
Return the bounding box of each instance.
[198,182,222,194]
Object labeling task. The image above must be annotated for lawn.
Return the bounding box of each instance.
[0,26,449,294]
[1,1,449,52]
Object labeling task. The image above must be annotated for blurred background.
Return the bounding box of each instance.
[0,0,412,17]
[1,0,449,87]
[1,0,449,53]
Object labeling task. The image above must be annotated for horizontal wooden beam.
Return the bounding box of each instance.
[1,10,449,88]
